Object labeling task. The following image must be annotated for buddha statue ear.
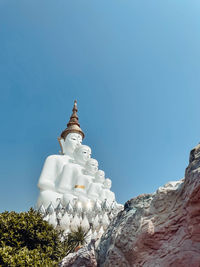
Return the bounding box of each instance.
[58,137,64,155]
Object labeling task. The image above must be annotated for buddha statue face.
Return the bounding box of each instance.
[104,178,112,189]
[60,133,82,156]
[85,158,98,176]
[95,170,105,183]
[74,145,92,166]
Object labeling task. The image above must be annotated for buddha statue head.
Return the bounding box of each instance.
[104,178,112,189]
[95,170,105,183]
[84,158,99,176]
[58,100,84,157]
[59,133,82,156]
[73,145,92,166]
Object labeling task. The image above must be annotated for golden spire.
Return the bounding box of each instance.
[60,100,85,139]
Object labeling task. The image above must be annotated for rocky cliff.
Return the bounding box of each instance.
[60,144,200,267]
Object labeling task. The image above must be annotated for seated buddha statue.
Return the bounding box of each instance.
[58,144,92,206]
[36,100,85,208]
[100,178,116,205]
[87,170,105,201]
[73,158,99,203]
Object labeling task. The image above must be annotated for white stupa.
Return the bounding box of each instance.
[36,100,123,238]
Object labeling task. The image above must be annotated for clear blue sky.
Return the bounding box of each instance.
[0,1,200,212]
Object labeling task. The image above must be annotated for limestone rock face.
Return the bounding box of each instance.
[59,241,97,267]
[97,144,200,266]
[59,144,200,266]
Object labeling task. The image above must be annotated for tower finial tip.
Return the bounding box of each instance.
[60,100,85,140]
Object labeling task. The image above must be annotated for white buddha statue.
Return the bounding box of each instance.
[100,178,116,205]
[73,158,98,203]
[58,144,92,205]
[36,100,85,208]
[87,170,105,201]
[36,100,121,221]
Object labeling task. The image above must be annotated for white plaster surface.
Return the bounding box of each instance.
[36,132,118,210]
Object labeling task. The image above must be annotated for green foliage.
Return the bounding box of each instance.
[0,246,58,266]
[0,208,69,266]
[66,227,88,253]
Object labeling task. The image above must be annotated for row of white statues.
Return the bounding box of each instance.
[37,137,115,209]
[37,133,115,208]
[38,198,119,242]
[36,101,122,226]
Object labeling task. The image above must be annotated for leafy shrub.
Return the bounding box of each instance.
[67,226,88,253]
[0,208,69,266]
